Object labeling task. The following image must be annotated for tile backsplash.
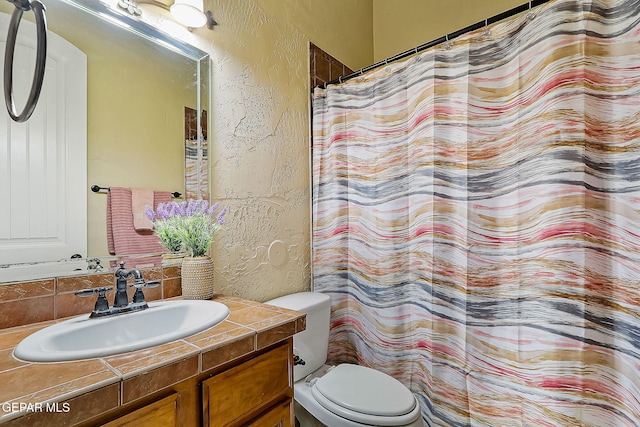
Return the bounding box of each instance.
[0,266,181,330]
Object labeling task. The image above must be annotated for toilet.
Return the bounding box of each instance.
[266,292,425,427]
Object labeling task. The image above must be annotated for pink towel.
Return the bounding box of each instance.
[106,188,172,266]
[132,188,155,231]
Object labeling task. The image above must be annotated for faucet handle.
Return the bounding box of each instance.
[75,286,113,297]
[75,286,113,315]
[130,280,160,304]
[130,279,160,289]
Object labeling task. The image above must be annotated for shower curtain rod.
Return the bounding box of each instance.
[320,0,551,89]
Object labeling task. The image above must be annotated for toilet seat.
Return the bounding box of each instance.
[309,364,421,426]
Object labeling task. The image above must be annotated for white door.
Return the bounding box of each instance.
[0,11,87,265]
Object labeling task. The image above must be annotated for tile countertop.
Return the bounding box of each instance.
[0,295,306,424]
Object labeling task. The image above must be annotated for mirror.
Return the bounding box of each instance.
[0,0,209,281]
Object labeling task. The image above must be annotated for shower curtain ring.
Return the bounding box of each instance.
[527,1,535,20]
[445,34,452,50]
[483,18,490,36]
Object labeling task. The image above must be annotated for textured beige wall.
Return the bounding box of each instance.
[373,0,525,61]
[186,0,374,301]
[254,0,374,70]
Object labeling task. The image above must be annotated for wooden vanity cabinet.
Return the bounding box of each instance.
[5,339,295,427]
[100,338,294,427]
[202,340,294,427]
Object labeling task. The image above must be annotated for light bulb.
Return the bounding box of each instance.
[170,0,207,28]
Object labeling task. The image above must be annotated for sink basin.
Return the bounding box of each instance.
[14,300,229,362]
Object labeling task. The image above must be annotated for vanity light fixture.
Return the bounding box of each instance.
[117,0,217,30]
[170,0,206,28]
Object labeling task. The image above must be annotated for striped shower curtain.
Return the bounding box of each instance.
[312,0,640,425]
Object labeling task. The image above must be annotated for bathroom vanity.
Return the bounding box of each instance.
[0,295,305,426]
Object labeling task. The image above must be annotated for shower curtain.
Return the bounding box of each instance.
[312,0,640,425]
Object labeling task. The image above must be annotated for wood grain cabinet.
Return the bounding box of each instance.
[80,339,294,427]
[100,394,180,427]
[203,341,294,427]
[245,400,293,427]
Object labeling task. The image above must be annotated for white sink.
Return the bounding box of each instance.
[14,300,230,362]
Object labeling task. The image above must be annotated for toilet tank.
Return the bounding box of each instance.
[265,292,330,381]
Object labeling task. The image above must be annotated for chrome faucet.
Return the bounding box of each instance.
[75,261,160,318]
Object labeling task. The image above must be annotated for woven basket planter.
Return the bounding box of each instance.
[181,256,215,300]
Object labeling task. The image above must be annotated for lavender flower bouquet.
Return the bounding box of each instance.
[145,200,226,257]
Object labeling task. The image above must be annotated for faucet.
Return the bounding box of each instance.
[114,261,143,307]
[87,257,103,272]
[75,261,160,318]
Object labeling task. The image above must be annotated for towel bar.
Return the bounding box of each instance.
[91,185,181,198]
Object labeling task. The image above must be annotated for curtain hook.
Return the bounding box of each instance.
[483,18,490,36]
[445,34,451,50]
[527,1,535,20]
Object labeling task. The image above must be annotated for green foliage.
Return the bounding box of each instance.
[146,200,226,257]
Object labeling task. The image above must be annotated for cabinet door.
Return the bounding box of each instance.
[246,399,294,427]
[101,393,180,427]
[203,343,292,427]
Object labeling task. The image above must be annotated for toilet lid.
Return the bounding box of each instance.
[312,364,417,419]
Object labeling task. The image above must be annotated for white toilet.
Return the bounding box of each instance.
[266,292,425,427]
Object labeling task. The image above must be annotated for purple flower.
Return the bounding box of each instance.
[156,202,171,219]
[168,202,180,217]
[144,205,155,221]
[178,201,188,216]
[185,199,199,215]
[217,207,227,225]
[208,202,219,215]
